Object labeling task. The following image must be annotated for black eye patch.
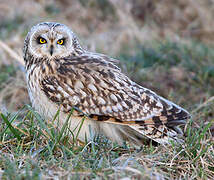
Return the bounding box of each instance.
[36,36,47,44]
[57,38,66,45]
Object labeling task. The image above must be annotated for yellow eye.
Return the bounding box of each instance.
[38,37,47,44]
[57,39,64,45]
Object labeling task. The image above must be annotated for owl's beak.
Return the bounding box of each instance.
[50,45,54,56]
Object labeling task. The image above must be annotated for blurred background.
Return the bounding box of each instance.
[0,0,213,124]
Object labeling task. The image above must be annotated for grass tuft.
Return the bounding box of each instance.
[0,101,214,178]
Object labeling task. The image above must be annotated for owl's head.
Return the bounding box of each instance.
[24,22,83,61]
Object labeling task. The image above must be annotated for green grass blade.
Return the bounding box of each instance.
[0,113,21,141]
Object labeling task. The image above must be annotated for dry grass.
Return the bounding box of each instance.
[0,0,214,179]
[0,105,213,179]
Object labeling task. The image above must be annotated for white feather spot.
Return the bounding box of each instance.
[79,89,87,98]
[89,109,95,114]
[95,108,100,114]
[149,96,155,103]
[117,103,123,111]
[144,103,150,110]
[143,107,148,113]
[67,79,73,86]
[69,96,80,105]
[57,86,69,98]
[47,84,55,90]
[85,109,89,114]
[99,81,108,88]
[121,101,129,109]
[101,106,107,113]
[132,105,138,112]
[57,86,63,91]
[123,94,129,99]
[88,84,97,92]
[125,111,130,115]
[110,94,118,102]
[89,77,95,84]
[97,97,106,105]
[153,108,161,113]
[106,106,112,113]
[65,84,75,94]
[141,93,147,100]
[74,80,84,90]
[156,101,163,108]
[56,93,61,99]
[112,106,118,112]
[83,100,88,107]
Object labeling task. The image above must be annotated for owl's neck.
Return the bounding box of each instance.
[24,49,84,71]
[24,52,42,71]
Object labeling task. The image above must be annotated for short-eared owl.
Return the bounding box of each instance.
[23,22,190,146]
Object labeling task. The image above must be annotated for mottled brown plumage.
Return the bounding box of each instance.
[23,22,191,145]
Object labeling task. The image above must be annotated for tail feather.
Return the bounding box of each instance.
[128,124,184,145]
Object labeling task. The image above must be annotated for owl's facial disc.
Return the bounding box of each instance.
[29,23,75,59]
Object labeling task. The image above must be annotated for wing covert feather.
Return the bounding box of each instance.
[40,54,190,126]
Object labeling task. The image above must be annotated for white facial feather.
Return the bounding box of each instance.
[27,23,75,59]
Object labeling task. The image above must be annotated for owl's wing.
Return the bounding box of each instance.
[41,54,190,143]
[41,54,190,124]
